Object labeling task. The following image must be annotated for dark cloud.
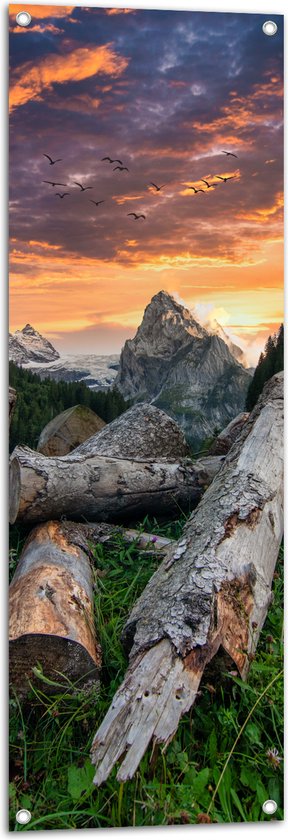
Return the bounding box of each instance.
[9,8,283,302]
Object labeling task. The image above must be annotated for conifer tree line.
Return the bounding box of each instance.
[9,362,130,452]
[246,325,284,411]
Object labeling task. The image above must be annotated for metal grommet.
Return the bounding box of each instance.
[262,21,278,36]
[16,809,32,825]
[16,11,32,27]
[262,799,278,815]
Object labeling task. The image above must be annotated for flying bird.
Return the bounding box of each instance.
[89,199,105,206]
[55,192,70,199]
[201,179,216,189]
[43,180,67,187]
[101,157,123,165]
[149,182,166,192]
[127,212,146,220]
[43,154,62,165]
[221,151,238,158]
[73,181,93,191]
[215,175,236,183]
[113,166,129,172]
[188,186,205,193]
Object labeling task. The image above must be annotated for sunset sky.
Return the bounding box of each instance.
[9,4,283,364]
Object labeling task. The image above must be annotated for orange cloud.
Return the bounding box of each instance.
[11,22,64,34]
[9,4,75,19]
[106,8,135,14]
[28,240,62,251]
[113,194,144,205]
[236,192,283,223]
[9,44,129,112]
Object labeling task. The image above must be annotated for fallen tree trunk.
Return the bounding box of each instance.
[9,521,101,696]
[90,372,284,784]
[208,411,249,455]
[9,449,222,525]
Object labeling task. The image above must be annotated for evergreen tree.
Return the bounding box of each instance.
[9,363,130,452]
[246,325,284,411]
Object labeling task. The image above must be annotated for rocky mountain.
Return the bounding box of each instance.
[203,317,248,368]
[9,324,60,365]
[115,290,252,448]
[9,325,120,390]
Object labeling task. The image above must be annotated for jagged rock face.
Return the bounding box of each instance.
[115,291,251,448]
[9,324,60,364]
[204,318,248,368]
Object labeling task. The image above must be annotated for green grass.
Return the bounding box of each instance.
[9,524,284,830]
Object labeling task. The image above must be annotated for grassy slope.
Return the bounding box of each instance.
[9,518,283,830]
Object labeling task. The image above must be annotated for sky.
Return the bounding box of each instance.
[9,4,283,364]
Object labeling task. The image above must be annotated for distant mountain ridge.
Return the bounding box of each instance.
[115,290,252,447]
[9,325,120,390]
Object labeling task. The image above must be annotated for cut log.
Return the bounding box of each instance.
[37,404,106,456]
[9,448,222,525]
[9,387,17,426]
[75,402,190,460]
[90,372,284,784]
[208,411,249,455]
[9,521,101,696]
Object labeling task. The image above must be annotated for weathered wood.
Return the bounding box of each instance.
[90,372,284,784]
[9,387,17,426]
[37,404,106,456]
[9,521,101,696]
[9,448,222,525]
[208,411,249,455]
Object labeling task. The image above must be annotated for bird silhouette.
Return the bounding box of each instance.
[127,212,146,220]
[89,199,105,206]
[189,186,205,193]
[201,179,216,189]
[55,192,70,198]
[43,180,67,187]
[149,182,166,191]
[221,151,238,158]
[43,154,62,165]
[73,181,93,191]
[113,166,129,172]
[101,157,123,165]
[215,175,236,183]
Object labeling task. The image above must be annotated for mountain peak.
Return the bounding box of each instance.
[9,323,60,365]
[22,323,38,335]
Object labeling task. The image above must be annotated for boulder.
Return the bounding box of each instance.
[76,402,190,460]
[37,404,105,456]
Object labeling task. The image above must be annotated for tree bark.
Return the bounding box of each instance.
[90,372,284,784]
[9,448,222,525]
[9,520,101,696]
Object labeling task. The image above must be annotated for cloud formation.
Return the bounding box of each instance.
[9,7,283,357]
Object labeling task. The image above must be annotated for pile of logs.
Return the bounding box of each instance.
[9,376,284,785]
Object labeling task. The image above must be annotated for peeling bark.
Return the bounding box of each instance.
[9,521,101,696]
[90,372,284,784]
[9,448,222,525]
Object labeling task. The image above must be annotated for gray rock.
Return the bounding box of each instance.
[37,405,106,456]
[76,402,190,461]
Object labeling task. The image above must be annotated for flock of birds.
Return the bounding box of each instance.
[42,149,239,220]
